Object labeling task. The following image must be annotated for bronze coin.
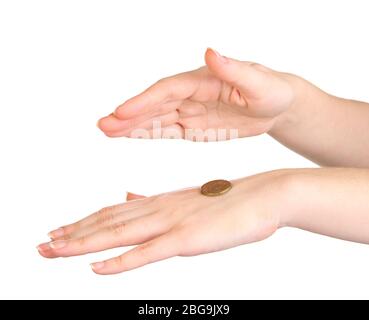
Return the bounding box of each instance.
[200,179,232,197]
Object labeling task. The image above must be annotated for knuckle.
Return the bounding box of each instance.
[113,255,124,267]
[110,222,126,236]
[96,206,115,226]
[60,225,73,238]
[137,241,151,252]
[63,223,77,235]
[135,242,152,263]
[248,61,260,68]
[77,236,87,247]
[248,62,270,72]
[60,234,72,241]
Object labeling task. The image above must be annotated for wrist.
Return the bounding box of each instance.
[269,74,309,135]
[269,73,331,137]
[240,169,308,229]
[272,168,310,228]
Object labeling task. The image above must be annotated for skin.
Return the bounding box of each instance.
[98,48,369,167]
[38,49,369,275]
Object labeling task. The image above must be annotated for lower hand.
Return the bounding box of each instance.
[37,170,291,275]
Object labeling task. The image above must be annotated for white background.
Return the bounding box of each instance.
[1,0,369,299]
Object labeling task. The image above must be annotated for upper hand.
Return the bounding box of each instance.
[98,48,296,141]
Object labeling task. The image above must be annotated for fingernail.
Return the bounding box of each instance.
[37,242,51,252]
[113,106,123,117]
[48,227,64,239]
[49,240,67,249]
[91,262,105,271]
[208,48,228,63]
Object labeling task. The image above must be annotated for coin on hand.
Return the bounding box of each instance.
[200,179,232,197]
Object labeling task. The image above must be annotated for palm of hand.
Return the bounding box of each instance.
[174,68,279,139]
[98,54,294,140]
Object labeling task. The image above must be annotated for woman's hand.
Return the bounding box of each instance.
[98,48,297,140]
[37,170,291,275]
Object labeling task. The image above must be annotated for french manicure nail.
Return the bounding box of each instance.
[37,242,51,251]
[49,240,67,249]
[91,262,105,271]
[47,227,64,239]
[209,48,228,63]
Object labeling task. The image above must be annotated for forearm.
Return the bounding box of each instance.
[269,75,369,168]
[282,168,369,243]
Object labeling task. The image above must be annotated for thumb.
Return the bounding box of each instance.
[126,192,146,201]
[205,48,271,99]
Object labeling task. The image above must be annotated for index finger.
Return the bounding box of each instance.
[114,70,202,119]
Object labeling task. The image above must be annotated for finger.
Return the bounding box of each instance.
[39,211,170,258]
[114,71,201,119]
[57,205,156,241]
[205,48,270,100]
[90,230,180,275]
[103,110,179,138]
[98,101,180,133]
[47,197,153,240]
[126,192,146,201]
[107,122,185,140]
[98,110,157,132]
